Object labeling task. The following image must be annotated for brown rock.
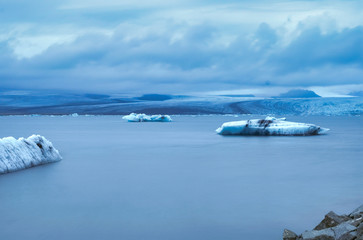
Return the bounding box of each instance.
[314,211,350,230]
[283,229,298,240]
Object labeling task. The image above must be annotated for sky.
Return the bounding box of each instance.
[0,0,363,95]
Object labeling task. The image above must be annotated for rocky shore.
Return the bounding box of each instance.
[284,205,363,240]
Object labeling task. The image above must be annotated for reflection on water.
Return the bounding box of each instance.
[0,115,362,240]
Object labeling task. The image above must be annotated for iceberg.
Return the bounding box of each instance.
[0,135,62,174]
[216,116,329,136]
[122,113,172,122]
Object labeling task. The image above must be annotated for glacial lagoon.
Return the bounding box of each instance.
[0,115,362,240]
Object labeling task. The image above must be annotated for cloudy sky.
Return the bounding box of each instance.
[1,0,362,95]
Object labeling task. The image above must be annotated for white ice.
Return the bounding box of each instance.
[0,135,62,174]
[216,116,329,136]
[122,113,172,122]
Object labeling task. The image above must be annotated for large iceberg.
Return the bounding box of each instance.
[216,117,329,136]
[122,113,172,122]
[0,135,62,174]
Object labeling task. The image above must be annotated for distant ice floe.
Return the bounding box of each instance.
[216,116,329,136]
[122,113,172,122]
[0,135,62,174]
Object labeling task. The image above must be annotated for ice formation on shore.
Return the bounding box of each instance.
[216,116,329,136]
[0,135,62,174]
[122,113,172,122]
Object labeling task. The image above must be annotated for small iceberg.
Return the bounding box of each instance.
[216,116,329,136]
[0,135,62,174]
[122,113,172,122]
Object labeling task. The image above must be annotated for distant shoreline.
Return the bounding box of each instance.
[1,95,363,116]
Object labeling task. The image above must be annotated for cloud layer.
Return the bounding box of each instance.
[1,0,363,94]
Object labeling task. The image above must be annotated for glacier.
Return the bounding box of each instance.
[1,91,363,116]
[122,113,172,122]
[0,135,62,174]
[216,117,329,136]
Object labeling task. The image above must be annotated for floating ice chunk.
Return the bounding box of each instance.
[216,117,329,136]
[0,135,62,174]
[122,113,172,122]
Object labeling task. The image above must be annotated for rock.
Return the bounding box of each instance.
[350,205,363,219]
[283,229,298,240]
[337,231,356,240]
[300,222,356,240]
[331,222,356,239]
[314,211,350,230]
[301,228,335,240]
[346,217,363,227]
[357,222,363,238]
[283,205,363,240]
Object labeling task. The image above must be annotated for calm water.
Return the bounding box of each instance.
[0,115,362,240]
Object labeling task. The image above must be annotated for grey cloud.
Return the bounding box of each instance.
[1,17,363,93]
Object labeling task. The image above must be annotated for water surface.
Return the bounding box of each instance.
[0,115,362,240]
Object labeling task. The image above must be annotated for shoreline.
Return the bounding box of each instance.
[284,205,363,240]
